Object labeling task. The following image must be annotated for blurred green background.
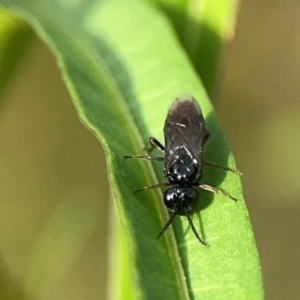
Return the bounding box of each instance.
[0,0,299,299]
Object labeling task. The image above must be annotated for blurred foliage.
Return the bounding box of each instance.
[0,9,34,100]
[0,34,109,299]
[218,1,300,299]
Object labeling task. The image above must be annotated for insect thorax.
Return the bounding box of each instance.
[165,150,200,184]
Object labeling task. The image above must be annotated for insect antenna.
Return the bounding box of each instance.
[198,184,238,202]
[124,155,163,161]
[186,214,208,246]
[157,210,177,240]
[134,182,170,194]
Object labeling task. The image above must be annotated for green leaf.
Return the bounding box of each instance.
[0,0,263,299]
[147,0,239,97]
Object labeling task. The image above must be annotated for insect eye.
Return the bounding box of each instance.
[163,188,176,209]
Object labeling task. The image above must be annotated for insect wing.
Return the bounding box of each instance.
[163,95,209,168]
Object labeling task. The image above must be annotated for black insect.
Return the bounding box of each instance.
[125,94,241,245]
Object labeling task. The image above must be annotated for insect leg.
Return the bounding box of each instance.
[124,155,164,161]
[144,137,165,153]
[198,184,238,202]
[134,182,170,193]
[157,210,177,240]
[186,214,208,246]
[203,161,242,175]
